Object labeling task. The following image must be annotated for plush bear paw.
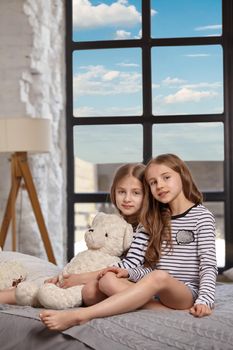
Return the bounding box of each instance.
[37,283,83,309]
[15,281,40,307]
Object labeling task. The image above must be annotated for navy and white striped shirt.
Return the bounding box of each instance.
[128,204,218,308]
[113,224,149,269]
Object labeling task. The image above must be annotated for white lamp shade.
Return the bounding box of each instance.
[0,118,51,153]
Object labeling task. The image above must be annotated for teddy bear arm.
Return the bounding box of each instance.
[37,283,83,309]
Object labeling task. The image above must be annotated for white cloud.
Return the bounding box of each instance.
[102,71,120,81]
[74,106,96,117]
[74,105,141,117]
[152,83,160,89]
[133,28,142,39]
[73,64,141,96]
[164,87,218,104]
[206,33,221,37]
[162,77,186,86]
[183,82,222,89]
[184,54,210,57]
[195,24,222,31]
[159,78,222,90]
[151,9,157,16]
[115,30,131,39]
[117,62,139,67]
[73,0,141,29]
[106,105,141,114]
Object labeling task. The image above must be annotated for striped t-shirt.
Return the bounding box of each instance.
[113,224,149,269]
[128,204,218,308]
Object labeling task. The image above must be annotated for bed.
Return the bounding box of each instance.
[0,252,233,350]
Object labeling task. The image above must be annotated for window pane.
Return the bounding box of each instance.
[153,122,224,191]
[74,125,143,192]
[73,0,142,42]
[97,163,129,192]
[205,202,225,268]
[74,203,117,254]
[186,161,223,192]
[152,45,223,115]
[151,0,222,38]
[73,49,142,117]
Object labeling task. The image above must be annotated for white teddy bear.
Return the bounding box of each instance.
[0,260,27,290]
[15,212,133,309]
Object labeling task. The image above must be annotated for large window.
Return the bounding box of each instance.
[66,0,233,271]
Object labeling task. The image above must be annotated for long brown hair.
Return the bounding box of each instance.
[140,154,203,267]
[110,163,145,227]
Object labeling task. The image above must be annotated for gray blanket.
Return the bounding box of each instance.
[0,283,233,350]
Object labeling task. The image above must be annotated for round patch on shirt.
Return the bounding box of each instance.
[176,230,195,245]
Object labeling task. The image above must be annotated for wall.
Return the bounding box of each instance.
[0,0,66,266]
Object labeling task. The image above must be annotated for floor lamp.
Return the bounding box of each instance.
[0,118,56,264]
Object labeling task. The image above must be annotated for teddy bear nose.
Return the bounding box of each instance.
[88,228,94,232]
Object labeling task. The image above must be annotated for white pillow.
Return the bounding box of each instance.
[0,251,61,285]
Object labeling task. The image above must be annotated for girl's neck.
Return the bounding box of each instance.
[169,194,194,216]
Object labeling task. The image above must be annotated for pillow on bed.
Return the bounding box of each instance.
[223,267,233,281]
[0,251,61,285]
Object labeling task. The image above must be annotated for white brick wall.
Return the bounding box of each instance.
[0,0,66,267]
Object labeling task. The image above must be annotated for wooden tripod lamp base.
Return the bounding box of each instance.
[0,152,56,264]
[0,118,56,264]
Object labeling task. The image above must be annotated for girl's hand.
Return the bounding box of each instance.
[98,267,129,279]
[59,273,88,288]
[59,271,100,288]
[189,303,212,317]
[44,275,59,285]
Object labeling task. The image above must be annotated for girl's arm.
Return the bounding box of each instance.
[194,210,218,310]
[127,265,153,282]
[44,275,59,285]
[114,226,149,269]
[97,266,129,279]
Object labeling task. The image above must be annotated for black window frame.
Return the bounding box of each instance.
[65,0,233,272]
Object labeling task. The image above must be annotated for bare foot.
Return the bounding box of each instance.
[39,309,88,331]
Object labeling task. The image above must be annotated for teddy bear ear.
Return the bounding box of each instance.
[92,212,106,225]
[123,223,134,250]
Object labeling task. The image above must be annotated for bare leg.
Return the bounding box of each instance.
[99,274,169,311]
[40,270,193,331]
[82,273,133,306]
[82,280,106,306]
[0,288,17,304]
[142,299,172,311]
[98,272,133,296]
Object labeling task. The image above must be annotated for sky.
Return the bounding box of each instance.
[71,0,223,164]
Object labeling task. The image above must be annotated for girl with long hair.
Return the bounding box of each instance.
[0,163,149,307]
[40,154,217,330]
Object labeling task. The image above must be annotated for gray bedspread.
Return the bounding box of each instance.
[0,306,91,350]
[0,283,233,350]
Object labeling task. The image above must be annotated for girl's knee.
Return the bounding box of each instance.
[147,270,170,285]
[98,272,120,295]
[98,272,114,290]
